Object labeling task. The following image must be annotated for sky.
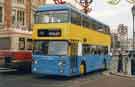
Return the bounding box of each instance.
[90,0,133,38]
[46,0,133,38]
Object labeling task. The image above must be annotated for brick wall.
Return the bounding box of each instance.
[25,0,32,31]
[4,0,12,29]
[3,0,46,30]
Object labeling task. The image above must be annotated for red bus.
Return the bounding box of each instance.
[0,31,32,72]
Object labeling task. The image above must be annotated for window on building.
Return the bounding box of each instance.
[12,9,16,24]
[27,39,32,50]
[17,9,25,25]
[32,10,36,25]
[19,38,25,50]
[17,0,24,4]
[12,0,16,3]
[0,6,3,23]
[12,9,25,25]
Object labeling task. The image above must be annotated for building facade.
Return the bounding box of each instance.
[0,0,45,51]
[111,33,120,53]
[117,24,128,51]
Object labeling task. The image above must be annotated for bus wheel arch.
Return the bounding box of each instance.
[80,61,86,75]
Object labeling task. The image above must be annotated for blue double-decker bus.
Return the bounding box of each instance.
[32,4,111,76]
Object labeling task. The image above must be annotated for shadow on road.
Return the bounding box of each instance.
[0,71,32,76]
[33,69,104,81]
[0,69,105,81]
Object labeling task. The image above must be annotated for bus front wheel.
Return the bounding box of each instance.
[80,63,86,75]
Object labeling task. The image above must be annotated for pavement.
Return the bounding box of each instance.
[0,71,135,87]
[0,68,16,72]
[109,72,135,78]
[102,70,135,78]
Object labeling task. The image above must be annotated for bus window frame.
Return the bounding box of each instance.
[82,44,109,56]
[34,10,70,24]
[69,42,78,56]
[70,10,81,26]
[33,40,69,56]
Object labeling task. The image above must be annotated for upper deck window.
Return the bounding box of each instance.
[35,11,69,24]
[71,10,81,26]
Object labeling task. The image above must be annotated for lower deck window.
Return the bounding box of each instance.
[33,41,68,56]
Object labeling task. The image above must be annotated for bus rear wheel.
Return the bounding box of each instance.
[80,63,86,75]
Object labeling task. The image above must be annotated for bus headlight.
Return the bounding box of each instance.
[58,61,65,67]
[32,60,38,64]
[60,70,64,73]
[58,61,65,73]
[33,68,37,71]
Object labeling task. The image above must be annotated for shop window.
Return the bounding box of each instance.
[19,38,25,50]
[27,39,32,50]
[0,6,3,23]
[0,37,11,50]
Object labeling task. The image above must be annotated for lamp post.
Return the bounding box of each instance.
[132,5,135,50]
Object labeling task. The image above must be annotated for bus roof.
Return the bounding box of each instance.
[37,4,109,28]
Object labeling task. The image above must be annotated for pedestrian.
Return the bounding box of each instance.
[117,52,123,73]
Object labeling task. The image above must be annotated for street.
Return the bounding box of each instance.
[0,71,135,87]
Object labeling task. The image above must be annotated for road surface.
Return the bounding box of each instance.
[0,71,135,87]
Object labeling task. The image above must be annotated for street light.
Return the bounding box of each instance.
[132,5,135,49]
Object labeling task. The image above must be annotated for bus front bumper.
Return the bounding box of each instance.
[32,56,74,76]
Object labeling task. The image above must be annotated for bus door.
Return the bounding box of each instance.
[70,42,78,73]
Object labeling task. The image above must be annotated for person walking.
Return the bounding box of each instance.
[117,52,123,73]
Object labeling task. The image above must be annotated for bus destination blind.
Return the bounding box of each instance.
[38,29,61,37]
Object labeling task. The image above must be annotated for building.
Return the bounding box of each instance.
[111,33,120,52]
[127,38,135,50]
[0,0,45,51]
[117,24,128,50]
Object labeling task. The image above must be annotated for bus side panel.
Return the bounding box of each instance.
[104,55,112,69]
[32,56,73,76]
[78,55,105,73]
